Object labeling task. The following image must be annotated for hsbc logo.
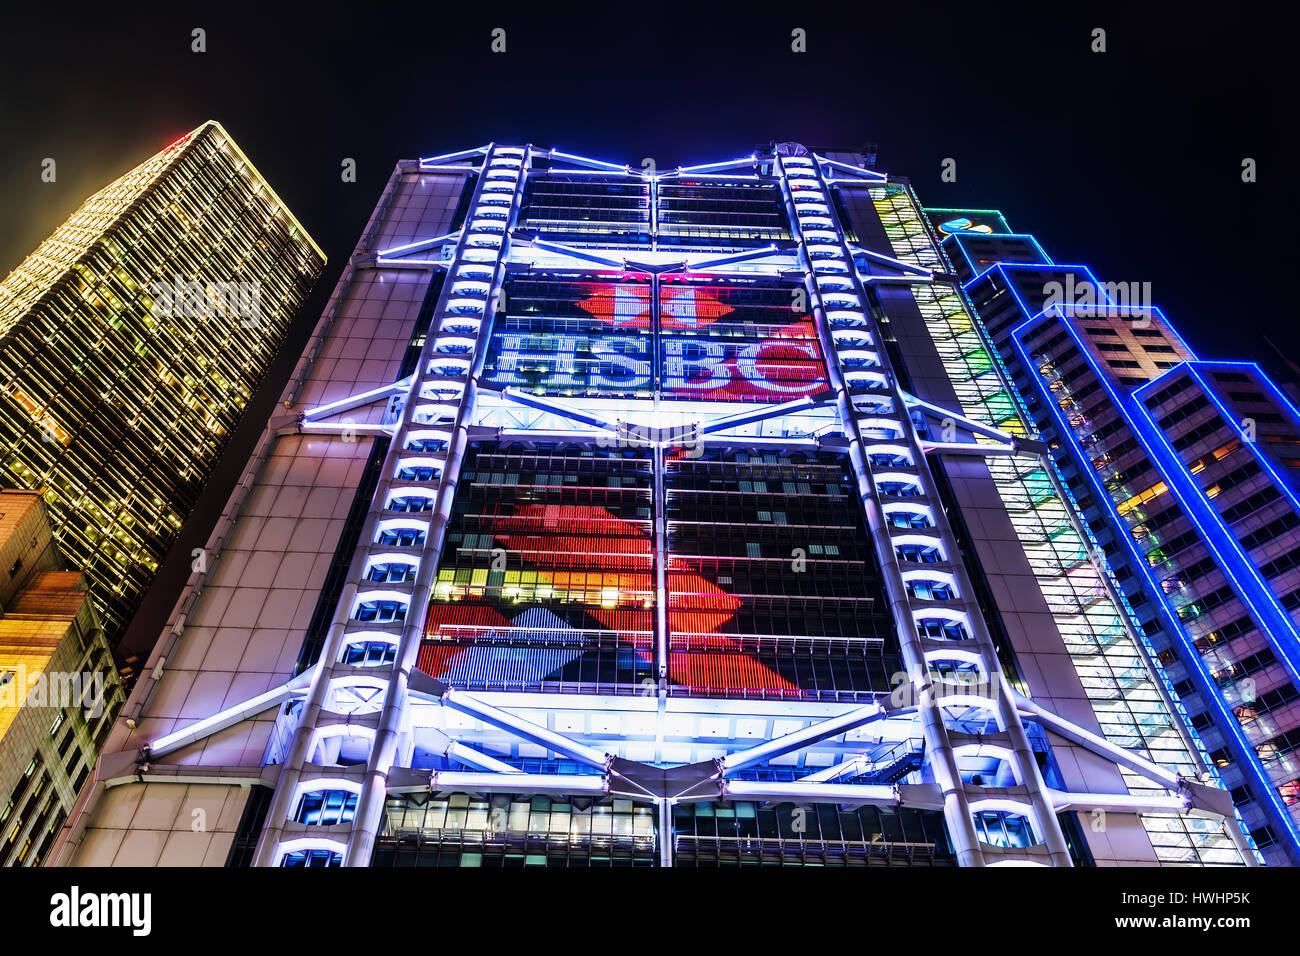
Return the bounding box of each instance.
[490,284,826,398]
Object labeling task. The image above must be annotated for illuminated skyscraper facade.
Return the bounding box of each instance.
[54,144,1263,868]
[939,224,1300,865]
[0,121,325,648]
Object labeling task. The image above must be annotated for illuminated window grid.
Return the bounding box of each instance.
[521,174,650,248]
[665,451,900,701]
[376,793,657,866]
[657,181,790,251]
[419,447,656,693]
[672,800,952,867]
[0,138,185,334]
[1031,332,1300,817]
[0,122,324,639]
[869,185,1242,864]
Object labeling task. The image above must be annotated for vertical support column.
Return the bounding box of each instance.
[345,380,476,866]
[345,146,529,866]
[658,797,674,868]
[774,148,1071,866]
[652,442,670,693]
[252,144,531,868]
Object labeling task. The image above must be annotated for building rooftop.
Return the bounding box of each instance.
[5,571,89,619]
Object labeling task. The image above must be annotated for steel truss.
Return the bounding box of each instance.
[109,144,1245,869]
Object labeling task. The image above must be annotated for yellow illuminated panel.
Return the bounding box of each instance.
[1117,482,1169,516]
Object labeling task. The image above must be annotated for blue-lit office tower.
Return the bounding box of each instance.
[52,146,1258,868]
[938,220,1300,864]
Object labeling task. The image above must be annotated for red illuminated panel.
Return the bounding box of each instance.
[669,645,795,693]
[421,502,794,691]
[490,504,651,571]
[577,284,734,331]
[666,319,825,402]
[577,282,826,403]
[417,604,515,677]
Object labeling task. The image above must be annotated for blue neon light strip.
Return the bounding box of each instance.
[1170,360,1300,497]
[964,263,1201,362]
[1131,363,1300,635]
[1125,374,1300,673]
[941,232,1053,281]
[875,184,1260,863]
[1008,311,1300,857]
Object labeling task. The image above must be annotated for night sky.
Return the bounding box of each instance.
[0,2,1287,665]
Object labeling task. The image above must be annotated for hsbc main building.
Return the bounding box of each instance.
[51,142,1279,869]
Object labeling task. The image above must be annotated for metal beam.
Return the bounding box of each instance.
[1047,789,1189,816]
[697,392,831,436]
[661,156,760,178]
[677,244,791,272]
[446,741,524,775]
[294,421,396,438]
[723,779,896,805]
[434,687,614,771]
[303,377,412,422]
[815,155,889,182]
[524,236,629,269]
[719,702,890,774]
[147,675,309,758]
[540,148,637,174]
[847,244,932,278]
[1013,690,1181,790]
[376,231,463,260]
[388,770,608,797]
[497,386,620,432]
[919,440,1018,457]
[417,146,490,167]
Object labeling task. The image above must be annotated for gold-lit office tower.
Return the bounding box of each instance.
[0,121,326,651]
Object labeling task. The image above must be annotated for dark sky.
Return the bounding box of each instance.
[0,2,1288,665]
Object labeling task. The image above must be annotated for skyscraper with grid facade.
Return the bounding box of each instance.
[938,220,1300,865]
[0,121,325,650]
[50,143,1264,868]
